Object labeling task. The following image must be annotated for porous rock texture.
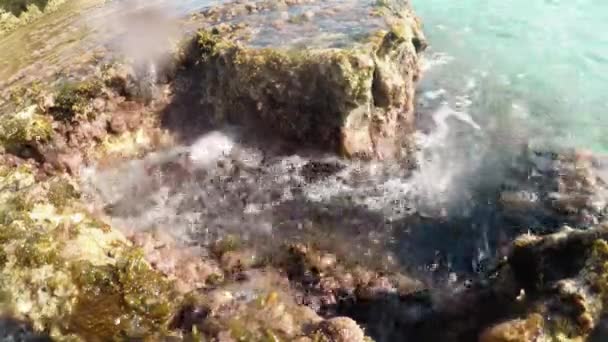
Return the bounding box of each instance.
[495,225,608,341]
[175,0,426,159]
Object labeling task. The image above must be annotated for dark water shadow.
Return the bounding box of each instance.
[590,315,608,342]
[331,280,525,342]
[391,201,578,280]
[263,198,395,271]
[160,59,311,157]
[0,317,52,342]
[158,49,216,144]
[389,145,600,279]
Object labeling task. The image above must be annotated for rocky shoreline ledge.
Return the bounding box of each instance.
[1,0,608,341]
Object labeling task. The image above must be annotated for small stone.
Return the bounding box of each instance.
[206,290,234,312]
[109,114,127,134]
[271,20,285,29]
[92,98,106,112]
[317,253,337,271]
[57,153,83,175]
[220,249,258,271]
[479,314,543,342]
[317,317,366,342]
[38,93,55,111]
[293,338,313,342]
[303,10,314,21]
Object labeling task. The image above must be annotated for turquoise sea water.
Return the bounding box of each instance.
[411,0,608,152]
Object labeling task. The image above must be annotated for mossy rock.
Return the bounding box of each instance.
[0,105,53,153]
[50,79,103,122]
[68,249,177,340]
[0,165,180,340]
[180,0,426,159]
[502,226,608,341]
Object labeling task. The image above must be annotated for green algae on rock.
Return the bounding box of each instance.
[51,79,104,122]
[174,269,372,342]
[0,105,53,154]
[179,0,426,159]
[480,225,608,341]
[0,165,180,340]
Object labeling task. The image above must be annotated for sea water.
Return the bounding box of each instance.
[411,0,608,153]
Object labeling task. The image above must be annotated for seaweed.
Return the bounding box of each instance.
[51,80,103,122]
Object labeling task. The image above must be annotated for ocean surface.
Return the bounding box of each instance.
[411,0,608,153]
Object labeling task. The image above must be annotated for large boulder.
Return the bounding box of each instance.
[478,224,608,342]
[173,0,426,159]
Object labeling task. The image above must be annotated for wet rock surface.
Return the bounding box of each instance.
[0,318,51,342]
[80,121,608,341]
[164,0,426,159]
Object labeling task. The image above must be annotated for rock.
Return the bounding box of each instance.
[0,105,53,158]
[38,93,55,112]
[206,290,235,312]
[501,225,608,341]
[180,270,328,341]
[92,97,106,112]
[109,113,128,134]
[498,148,608,227]
[303,10,314,21]
[181,0,426,159]
[479,314,544,342]
[356,276,397,300]
[129,230,223,293]
[220,249,259,271]
[57,152,83,175]
[317,317,366,342]
[0,165,179,340]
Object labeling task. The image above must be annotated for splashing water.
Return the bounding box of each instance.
[6,0,599,282]
[73,0,548,281]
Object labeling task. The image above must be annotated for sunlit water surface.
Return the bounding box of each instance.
[412,0,608,152]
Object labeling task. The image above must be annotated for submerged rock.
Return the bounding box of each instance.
[498,148,608,229]
[171,0,426,159]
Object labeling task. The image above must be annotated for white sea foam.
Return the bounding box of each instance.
[188,130,236,168]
